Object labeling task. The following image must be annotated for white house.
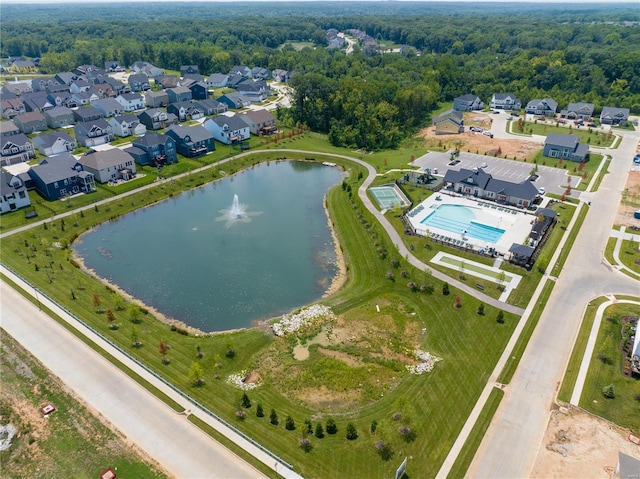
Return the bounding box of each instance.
[0,169,31,214]
[32,131,77,157]
[116,92,145,112]
[203,115,250,145]
[108,114,146,137]
[78,148,137,183]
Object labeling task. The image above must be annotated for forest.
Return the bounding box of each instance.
[2,2,639,150]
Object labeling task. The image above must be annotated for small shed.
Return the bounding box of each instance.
[508,244,535,266]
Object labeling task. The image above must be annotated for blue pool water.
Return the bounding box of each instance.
[420,204,505,243]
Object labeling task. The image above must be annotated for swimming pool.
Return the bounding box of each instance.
[420,204,505,243]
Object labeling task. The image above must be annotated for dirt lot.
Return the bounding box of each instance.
[616,170,640,228]
[418,112,541,161]
[531,406,640,478]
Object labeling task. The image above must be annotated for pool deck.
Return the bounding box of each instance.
[406,192,537,256]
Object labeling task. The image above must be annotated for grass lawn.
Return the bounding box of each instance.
[510,120,617,148]
[618,239,640,274]
[0,330,167,479]
[0,139,525,478]
[578,302,640,435]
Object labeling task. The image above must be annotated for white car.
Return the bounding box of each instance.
[480,162,488,168]
[482,131,494,138]
[538,187,546,195]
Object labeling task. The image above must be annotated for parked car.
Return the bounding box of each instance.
[511,112,520,117]
[448,159,460,166]
[538,187,546,195]
[469,126,482,132]
[633,155,640,164]
[529,174,539,181]
[482,131,494,138]
[587,123,597,128]
[480,162,488,168]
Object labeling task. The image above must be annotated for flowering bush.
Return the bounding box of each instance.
[271,304,335,337]
[406,349,442,375]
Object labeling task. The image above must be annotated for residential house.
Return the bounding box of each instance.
[79,149,137,183]
[33,131,77,157]
[116,92,145,112]
[443,167,538,208]
[31,77,61,92]
[560,102,594,121]
[2,82,32,96]
[453,94,484,112]
[489,93,521,111]
[104,61,125,72]
[130,61,163,78]
[74,119,114,147]
[92,98,125,118]
[74,64,102,77]
[46,90,76,108]
[129,132,177,166]
[271,69,290,83]
[156,75,179,90]
[525,98,558,117]
[251,67,271,81]
[195,99,228,115]
[108,114,146,137]
[167,101,204,122]
[327,29,345,49]
[186,81,208,100]
[1,133,34,165]
[72,89,100,106]
[236,81,270,102]
[239,109,277,135]
[165,124,215,157]
[543,134,589,162]
[44,106,75,129]
[144,90,170,108]
[27,153,96,200]
[13,111,47,134]
[206,73,229,88]
[217,92,251,109]
[180,65,200,77]
[600,107,630,126]
[55,72,83,85]
[70,79,92,94]
[229,66,252,78]
[226,74,248,89]
[138,108,177,130]
[93,83,116,99]
[433,109,464,135]
[7,60,36,73]
[0,121,21,137]
[166,87,192,104]
[73,106,102,123]
[94,77,129,96]
[204,115,250,145]
[0,170,31,214]
[128,73,151,92]
[1,98,26,120]
[22,92,55,112]
[611,452,640,479]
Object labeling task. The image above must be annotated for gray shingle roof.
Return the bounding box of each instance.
[30,153,82,183]
[166,124,213,143]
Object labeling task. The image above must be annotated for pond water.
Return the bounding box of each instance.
[73,160,344,331]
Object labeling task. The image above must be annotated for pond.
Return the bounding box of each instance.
[73,160,345,332]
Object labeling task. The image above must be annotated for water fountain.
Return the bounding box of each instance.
[229,194,246,219]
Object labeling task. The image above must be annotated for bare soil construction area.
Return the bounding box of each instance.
[531,406,640,478]
[418,112,541,161]
[616,170,640,228]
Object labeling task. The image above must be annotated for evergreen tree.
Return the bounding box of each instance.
[326,418,337,434]
[270,409,279,425]
[256,403,264,418]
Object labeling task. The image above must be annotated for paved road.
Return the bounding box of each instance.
[1,279,266,479]
[467,125,640,478]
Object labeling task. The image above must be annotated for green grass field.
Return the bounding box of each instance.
[0,133,554,478]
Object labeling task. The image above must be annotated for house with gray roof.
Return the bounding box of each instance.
[92,98,125,118]
[167,101,204,122]
[433,109,464,135]
[185,81,208,100]
[525,98,558,117]
[443,167,538,208]
[229,66,252,78]
[543,134,589,162]
[138,108,177,130]
[74,118,114,147]
[156,76,179,90]
[72,89,100,106]
[128,73,151,92]
[271,69,290,83]
[2,82,32,96]
[0,121,21,137]
[46,90,76,109]
[489,93,521,111]
[116,92,145,112]
[560,102,594,121]
[55,72,83,85]
[27,154,95,200]
[70,79,92,94]
[144,90,170,108]
[217,92,251,110]
[108,114,146,138]
[104,61,125,73]
[0,170,31,214]
[612,451,640,479]
[206,74,229,88]
[79,149,137,183]
[251,67,271,81]
[73,106,102,123]
[1,98,26,120]
[131,61,163,78]
[204,115,250,145]
[13,111,47,134]
[31,77,61,92]
[226,74,248,89]
[195,99,227,116]
[167,87,192,104]
[600,107,630,126]
[22,92,55,112]
[236,80,270,102]
[165,124,215,157]
[33,131,77,157]
[130,132,177,166]
[239,109,277,136]
[1,133,34,165]
[453,94,483,112]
